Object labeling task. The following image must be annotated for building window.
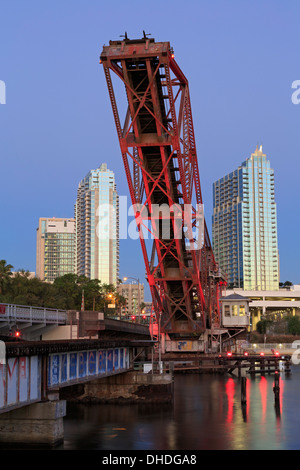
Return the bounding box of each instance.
[232,305,238,316]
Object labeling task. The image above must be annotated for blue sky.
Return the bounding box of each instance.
[0,0,299,300]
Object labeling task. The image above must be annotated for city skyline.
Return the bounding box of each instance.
[1,1,300,297]
[34,145,281,294]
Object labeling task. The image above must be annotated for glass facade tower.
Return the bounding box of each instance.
[36,218,75,282]
[212,146,279,290]
[75,163,119,286]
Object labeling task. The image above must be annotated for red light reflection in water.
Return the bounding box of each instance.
[259,376,268,422]
[225,378,235,423]
[280,376,284,409]
[278,374,284,408]
[246,377,251,418]
[224,374,284,427]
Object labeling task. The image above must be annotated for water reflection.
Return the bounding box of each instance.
[61,367,300,450]
[225,377,235,423]
[259,376,268,422]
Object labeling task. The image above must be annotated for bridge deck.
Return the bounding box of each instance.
[4,337,154,357]
[0,338,155,414]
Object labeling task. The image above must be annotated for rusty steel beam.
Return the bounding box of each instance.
[5,338,154,357]
[100,35,224,339]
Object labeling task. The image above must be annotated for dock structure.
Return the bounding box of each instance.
[154,353,291,376]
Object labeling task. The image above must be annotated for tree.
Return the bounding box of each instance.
[256,319,272,334]
[81,278,103,311]
[5,270,35,305]
[280,281,293,288]
[115,292,127,319]
[0,260,13,295]
[0,261,127,317]
[286,315,300,335]
[52,273,82,310]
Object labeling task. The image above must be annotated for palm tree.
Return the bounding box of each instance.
[0,260,13,296]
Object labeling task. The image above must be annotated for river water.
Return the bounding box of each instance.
[59,366,300,451]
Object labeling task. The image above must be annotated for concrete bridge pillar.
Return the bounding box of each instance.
[0,400,66,447]
[65,371,174,404]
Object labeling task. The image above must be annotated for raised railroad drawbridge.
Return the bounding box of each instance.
[100,34,225,349]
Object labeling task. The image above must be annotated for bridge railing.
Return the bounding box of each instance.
[0,303,67,325]
[247,343,296,354]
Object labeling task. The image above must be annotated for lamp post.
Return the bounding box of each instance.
[158,311,162,374]
[123,276,141,323]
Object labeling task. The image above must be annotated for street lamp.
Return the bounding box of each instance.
[105,292,115,317]
[123,276,141,323]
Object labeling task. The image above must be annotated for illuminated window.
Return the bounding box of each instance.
[239,305,246,316]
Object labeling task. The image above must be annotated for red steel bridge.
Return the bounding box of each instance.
[100,34,225,348]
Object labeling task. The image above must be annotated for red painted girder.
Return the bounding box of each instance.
[100,36,221,335]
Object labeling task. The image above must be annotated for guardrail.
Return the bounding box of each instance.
[0,303,67,325]
[248,343,294,351]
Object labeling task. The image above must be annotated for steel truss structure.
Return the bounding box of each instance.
[100,34,225,340]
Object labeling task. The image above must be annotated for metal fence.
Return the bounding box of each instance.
[0,303,67,325]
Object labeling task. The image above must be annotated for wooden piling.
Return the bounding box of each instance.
[248,359,255,377]
[285,358,291,374]
[273,372,280,402]
[241,376,247,404]
[260,357,265,375]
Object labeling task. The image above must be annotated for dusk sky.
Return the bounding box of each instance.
[0,0,299,301]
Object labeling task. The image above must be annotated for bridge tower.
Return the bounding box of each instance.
[100,34,225,347]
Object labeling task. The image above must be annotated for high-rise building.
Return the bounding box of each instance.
[212,145,279,290]
[117,281,144,318]
[75,163,119,285]
[36,218,75,282]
